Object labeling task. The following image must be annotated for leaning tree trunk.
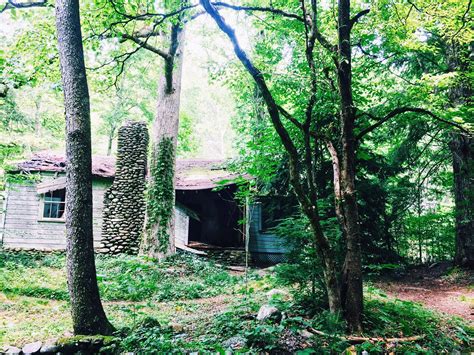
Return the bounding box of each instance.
[55,0,114,335]
[337,0,363,332]
[142,25,185,259]
[451,134,474,267]
[200,0,344,320]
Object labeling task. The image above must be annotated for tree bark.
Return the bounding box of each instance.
[446,43,473,268]
[336,0,363,332]
[142,24,185,259]
[451,134,474,267]
[55,0,114,335]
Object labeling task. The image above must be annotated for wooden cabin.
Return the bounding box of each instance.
[0,152,289,264]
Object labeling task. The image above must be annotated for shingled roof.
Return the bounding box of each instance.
[15,152,247,190]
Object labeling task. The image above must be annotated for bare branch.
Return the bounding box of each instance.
[356,107,472,140]
[1,0,48,13]
[314,28,337,53]
[121,33,170,59]
[211,1,304,21]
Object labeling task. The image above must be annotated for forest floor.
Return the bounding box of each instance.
[375,262,474,323]
[1,251,472,353]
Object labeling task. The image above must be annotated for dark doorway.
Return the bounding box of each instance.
[175,185,243,248]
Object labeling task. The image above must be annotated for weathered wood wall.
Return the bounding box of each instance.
[175,206,189,247]
[1,172,111,250]
[249,202,288,264]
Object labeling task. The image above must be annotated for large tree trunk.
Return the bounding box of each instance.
[446,43,473,268]
[451,134,474,267]
[142,25,185,259]
[337,0,363,332]
[55,0,114,335]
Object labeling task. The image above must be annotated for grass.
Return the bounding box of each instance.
[0,249,472,353]
[0,250,246,346]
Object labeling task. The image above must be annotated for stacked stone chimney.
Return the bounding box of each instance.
[99,120,149,254]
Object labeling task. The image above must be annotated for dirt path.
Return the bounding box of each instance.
[376,263,474,323]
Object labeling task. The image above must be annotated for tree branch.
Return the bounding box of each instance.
[278,105,303,130]
[356,107,472,140]
[200,0,297,155]
[452,0,472,39]
[211,1,304,21]
[349,9,370,30]
[1,0,48,13]
[121,34,171,59]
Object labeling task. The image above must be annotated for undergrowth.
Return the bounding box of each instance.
[0,251,240,302]
[115,285,473,354]
[1,250,472,353]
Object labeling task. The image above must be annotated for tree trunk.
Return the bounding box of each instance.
[34,97,42,138]
[451,134,474,267]
[201,0,344,319]
[446,43,473,268]
[337,0,363,332]
[142,25,185,259]
[106,124,116,156]
[55,0,114,335]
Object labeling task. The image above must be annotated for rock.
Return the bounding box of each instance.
[170,322,184,333]
[4,346,21,354]
[39,342,59,353]
[299,329,314,339]
[266,288,290,300]
[222,336,247,350]
[22,341,42,354]
[257,304,282,322]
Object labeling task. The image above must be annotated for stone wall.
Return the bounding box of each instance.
[99,121,149,254]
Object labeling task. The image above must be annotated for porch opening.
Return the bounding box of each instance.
[175,185,244,248]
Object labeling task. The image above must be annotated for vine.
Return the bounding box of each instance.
[146,137,175,253]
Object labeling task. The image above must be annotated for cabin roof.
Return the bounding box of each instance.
[14,152,247,190]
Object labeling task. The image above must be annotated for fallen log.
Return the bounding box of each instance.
[306,327,425,344]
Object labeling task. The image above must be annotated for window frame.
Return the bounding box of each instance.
[38,189,66,223]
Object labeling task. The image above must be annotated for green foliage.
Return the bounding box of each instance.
[96,253,239,302]
[0,251,68,300]
[0,94,30,131]
[1,249,472,353]
[177,111,199,157]
[396,211,455,263]
[361,293,473,353]
[0,250,239,303]
[146,137,175,253]
[271,213,340,314]
[119,317,177,353]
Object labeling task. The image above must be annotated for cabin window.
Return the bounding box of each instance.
[42,189,66,219]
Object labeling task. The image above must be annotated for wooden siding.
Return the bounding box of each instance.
[1,173,111,250]
[175,207,189,246]
[249,202,288,254]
